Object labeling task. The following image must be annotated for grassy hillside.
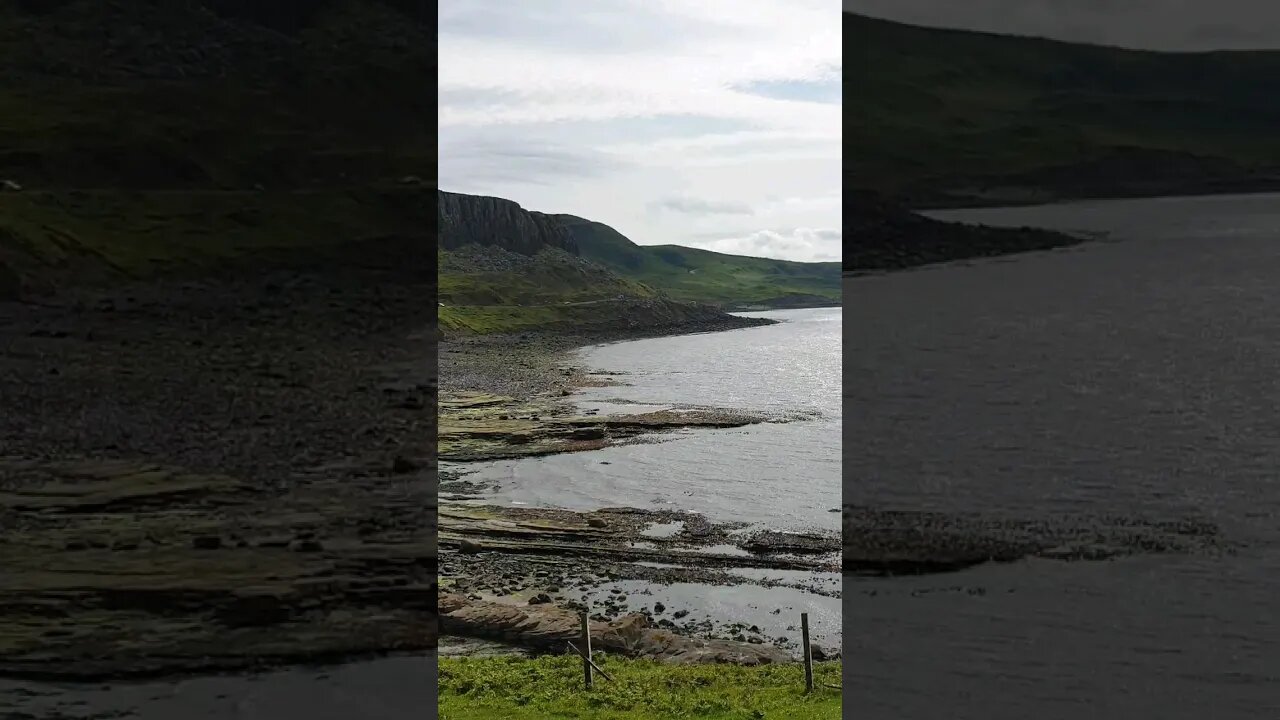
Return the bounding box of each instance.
[0,1,430,297]
[437,245,666,334]
[439,655,842,720]
[847,12,1280,206]
[557,215,841,309]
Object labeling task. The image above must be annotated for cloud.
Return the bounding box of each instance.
[440,1,841,262]
[438,135,629,191]
[685,228,843,262]
[650,197,755,216]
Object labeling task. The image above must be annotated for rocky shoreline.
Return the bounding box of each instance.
[846,190,1088,273]
[0,266,436,681]
[438,315,842,662]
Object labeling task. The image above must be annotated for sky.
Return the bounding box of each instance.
[438,0,842,263]
[844,0,1280,51]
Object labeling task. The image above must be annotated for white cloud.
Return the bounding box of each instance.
[649,196,755,216]
[439,0,842,262]
[691,228,843,262]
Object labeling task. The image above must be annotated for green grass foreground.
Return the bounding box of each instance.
[439,655,842,720]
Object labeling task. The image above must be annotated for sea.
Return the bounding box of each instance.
[844,192,1280,720]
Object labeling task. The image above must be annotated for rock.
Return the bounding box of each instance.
[528,593,552,605]
[459,539,483,554]
[672,609,689,619]
[192,535,222,550]
[438,191,577,256]
[0,261,22,300]
[570,427,606,440]
[391,456,420,474]
[587,517,607,528]
[1,179,21,192]
[292,540,323,552]
[653,602,665,614]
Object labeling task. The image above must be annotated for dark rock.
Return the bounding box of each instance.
[438,191,577,256]
[192,535,222,550]
[391,456,420,473]
[570,427,606,441]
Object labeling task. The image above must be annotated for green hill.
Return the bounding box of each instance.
[556,215,841,309]
[0,0,430,297]
[847,12,1280,207]
[437,192,760,336]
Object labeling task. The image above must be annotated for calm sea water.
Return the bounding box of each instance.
[845,193,1280,720]
[467,306,843,532]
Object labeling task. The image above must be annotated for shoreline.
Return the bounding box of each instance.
[847,187,1280,275]
[438,310,843,662]
[886,176,1280,212]
[0,268,437,682]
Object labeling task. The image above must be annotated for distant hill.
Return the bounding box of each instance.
[437,191,839,335]
[847,11,1280,207]
[556,215,840,309]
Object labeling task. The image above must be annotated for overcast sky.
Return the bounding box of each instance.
[845,0,1280,51]
[439,1,841,263]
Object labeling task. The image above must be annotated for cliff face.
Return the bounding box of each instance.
[438,191,578,256]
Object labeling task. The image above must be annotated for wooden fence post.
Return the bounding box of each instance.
[581,611,593,690]
[801,612,814,693]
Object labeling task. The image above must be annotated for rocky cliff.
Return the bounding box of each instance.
[438,191,578,256]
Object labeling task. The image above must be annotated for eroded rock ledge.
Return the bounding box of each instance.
[0,457,436,681]
[843,505,1234,575]
[439,593,793,665]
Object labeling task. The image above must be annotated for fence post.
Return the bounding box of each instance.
[581,611,594,690]
[801,612,814,693]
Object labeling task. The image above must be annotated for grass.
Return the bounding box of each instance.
[439,655,842,720]
[438,304,570,334]
[438,245,696,335]
[558,215,840,308]
[0,189,424,282]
